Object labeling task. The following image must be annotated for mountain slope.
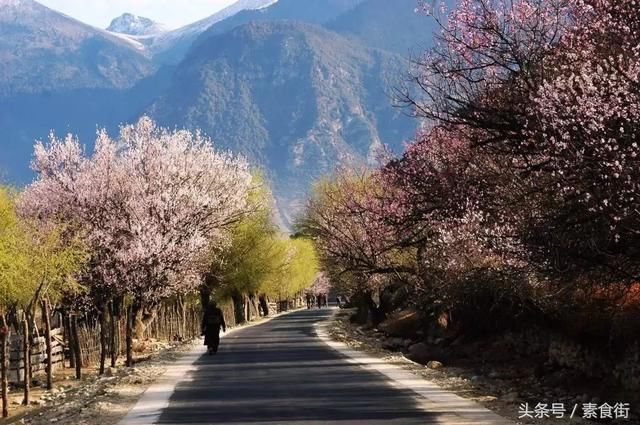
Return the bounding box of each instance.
[327,0,438,55]
[146,0,279,64]
[149,20,416,225]
[193,0,363,42]
[0,0,153,97]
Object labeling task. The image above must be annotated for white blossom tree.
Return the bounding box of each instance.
[21,117,252,366]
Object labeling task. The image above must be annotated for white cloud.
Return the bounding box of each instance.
[38,0,238,29]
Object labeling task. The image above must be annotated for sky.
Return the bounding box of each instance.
[37,0,239,29]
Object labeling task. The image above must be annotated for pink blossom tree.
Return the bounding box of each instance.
[300,171,417,324]
[21,117,252,367]
[409,0,577,131]
[522,0,640,281]
[405,0,640,284]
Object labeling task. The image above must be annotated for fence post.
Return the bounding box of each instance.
[21,316,30,405]
[70,314,81,379]
[1,314,10,418]
[99,304,108,375]
[42,299,53,390]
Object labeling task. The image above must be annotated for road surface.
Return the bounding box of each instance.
[126,308,511,424]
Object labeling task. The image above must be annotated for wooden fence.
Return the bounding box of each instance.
[8,328,64,382]
[7,294,292,383]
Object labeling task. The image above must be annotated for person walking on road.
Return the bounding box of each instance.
[202,301,226,355]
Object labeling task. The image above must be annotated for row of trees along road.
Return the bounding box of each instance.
[203,175,319,324]
[0,187,85,416]
[0,117,319,418]
[299,0,640,369]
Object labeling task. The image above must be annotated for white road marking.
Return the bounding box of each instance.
[119,311,296,425]
[313,313,514,425]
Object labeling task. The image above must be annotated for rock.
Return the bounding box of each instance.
[31,400,43,406]
[427,360,444,370]
[503,391,519,402]
[382,337,404,350]
[378,309,421,337]
[105,367,118,377]
[407,343,431,364]
[390,337,404,347]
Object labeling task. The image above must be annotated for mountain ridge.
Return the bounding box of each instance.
[107,13,168,36]
[149,19,416,226]
[0,0,153,97]
[139,0,281,64]
[0,0,431,226]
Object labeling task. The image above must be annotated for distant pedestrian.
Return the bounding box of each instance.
[306,293,313,309]
[202,301,226,355]
[336,295,342,308]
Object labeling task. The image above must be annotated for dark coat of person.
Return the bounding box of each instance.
[202,304,226,352]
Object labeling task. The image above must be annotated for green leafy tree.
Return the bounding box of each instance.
[0,186,31,417]
[207,176,319,321]
[0,187,86,412]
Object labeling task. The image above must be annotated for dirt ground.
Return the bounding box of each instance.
[0,339,199,425]
[0,310,294,425]
[327,309,639,425]
[2,309,636,424]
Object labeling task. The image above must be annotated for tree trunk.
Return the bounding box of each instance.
[126,301,140,367]
[231,292,245,325]
[63,312,74,369]
[249,294,259,320]
[126,304,133,367]
[258,295,269,317]
[99,304,108,375]
[70,314,81,379]
[351,291,380,325]
[110,299,121,368]
[245,296,250,322]
[1,315,10,418]
[134,305,158,340]
[22,317,30,405]
[42,300,53,390]
[178,296,186,339]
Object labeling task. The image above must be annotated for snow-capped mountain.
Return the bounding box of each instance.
[0,0,153,97]
[0,0,431,226]
[107,13,168,36]
[146,0,279,63]
[175,0,278,37]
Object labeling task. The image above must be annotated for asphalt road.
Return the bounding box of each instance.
[155,308,503,424]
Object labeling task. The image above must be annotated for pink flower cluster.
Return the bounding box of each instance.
[21,117,252,304]
[306,0,640,296]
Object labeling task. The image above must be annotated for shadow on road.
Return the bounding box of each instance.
[158,309,440,424]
